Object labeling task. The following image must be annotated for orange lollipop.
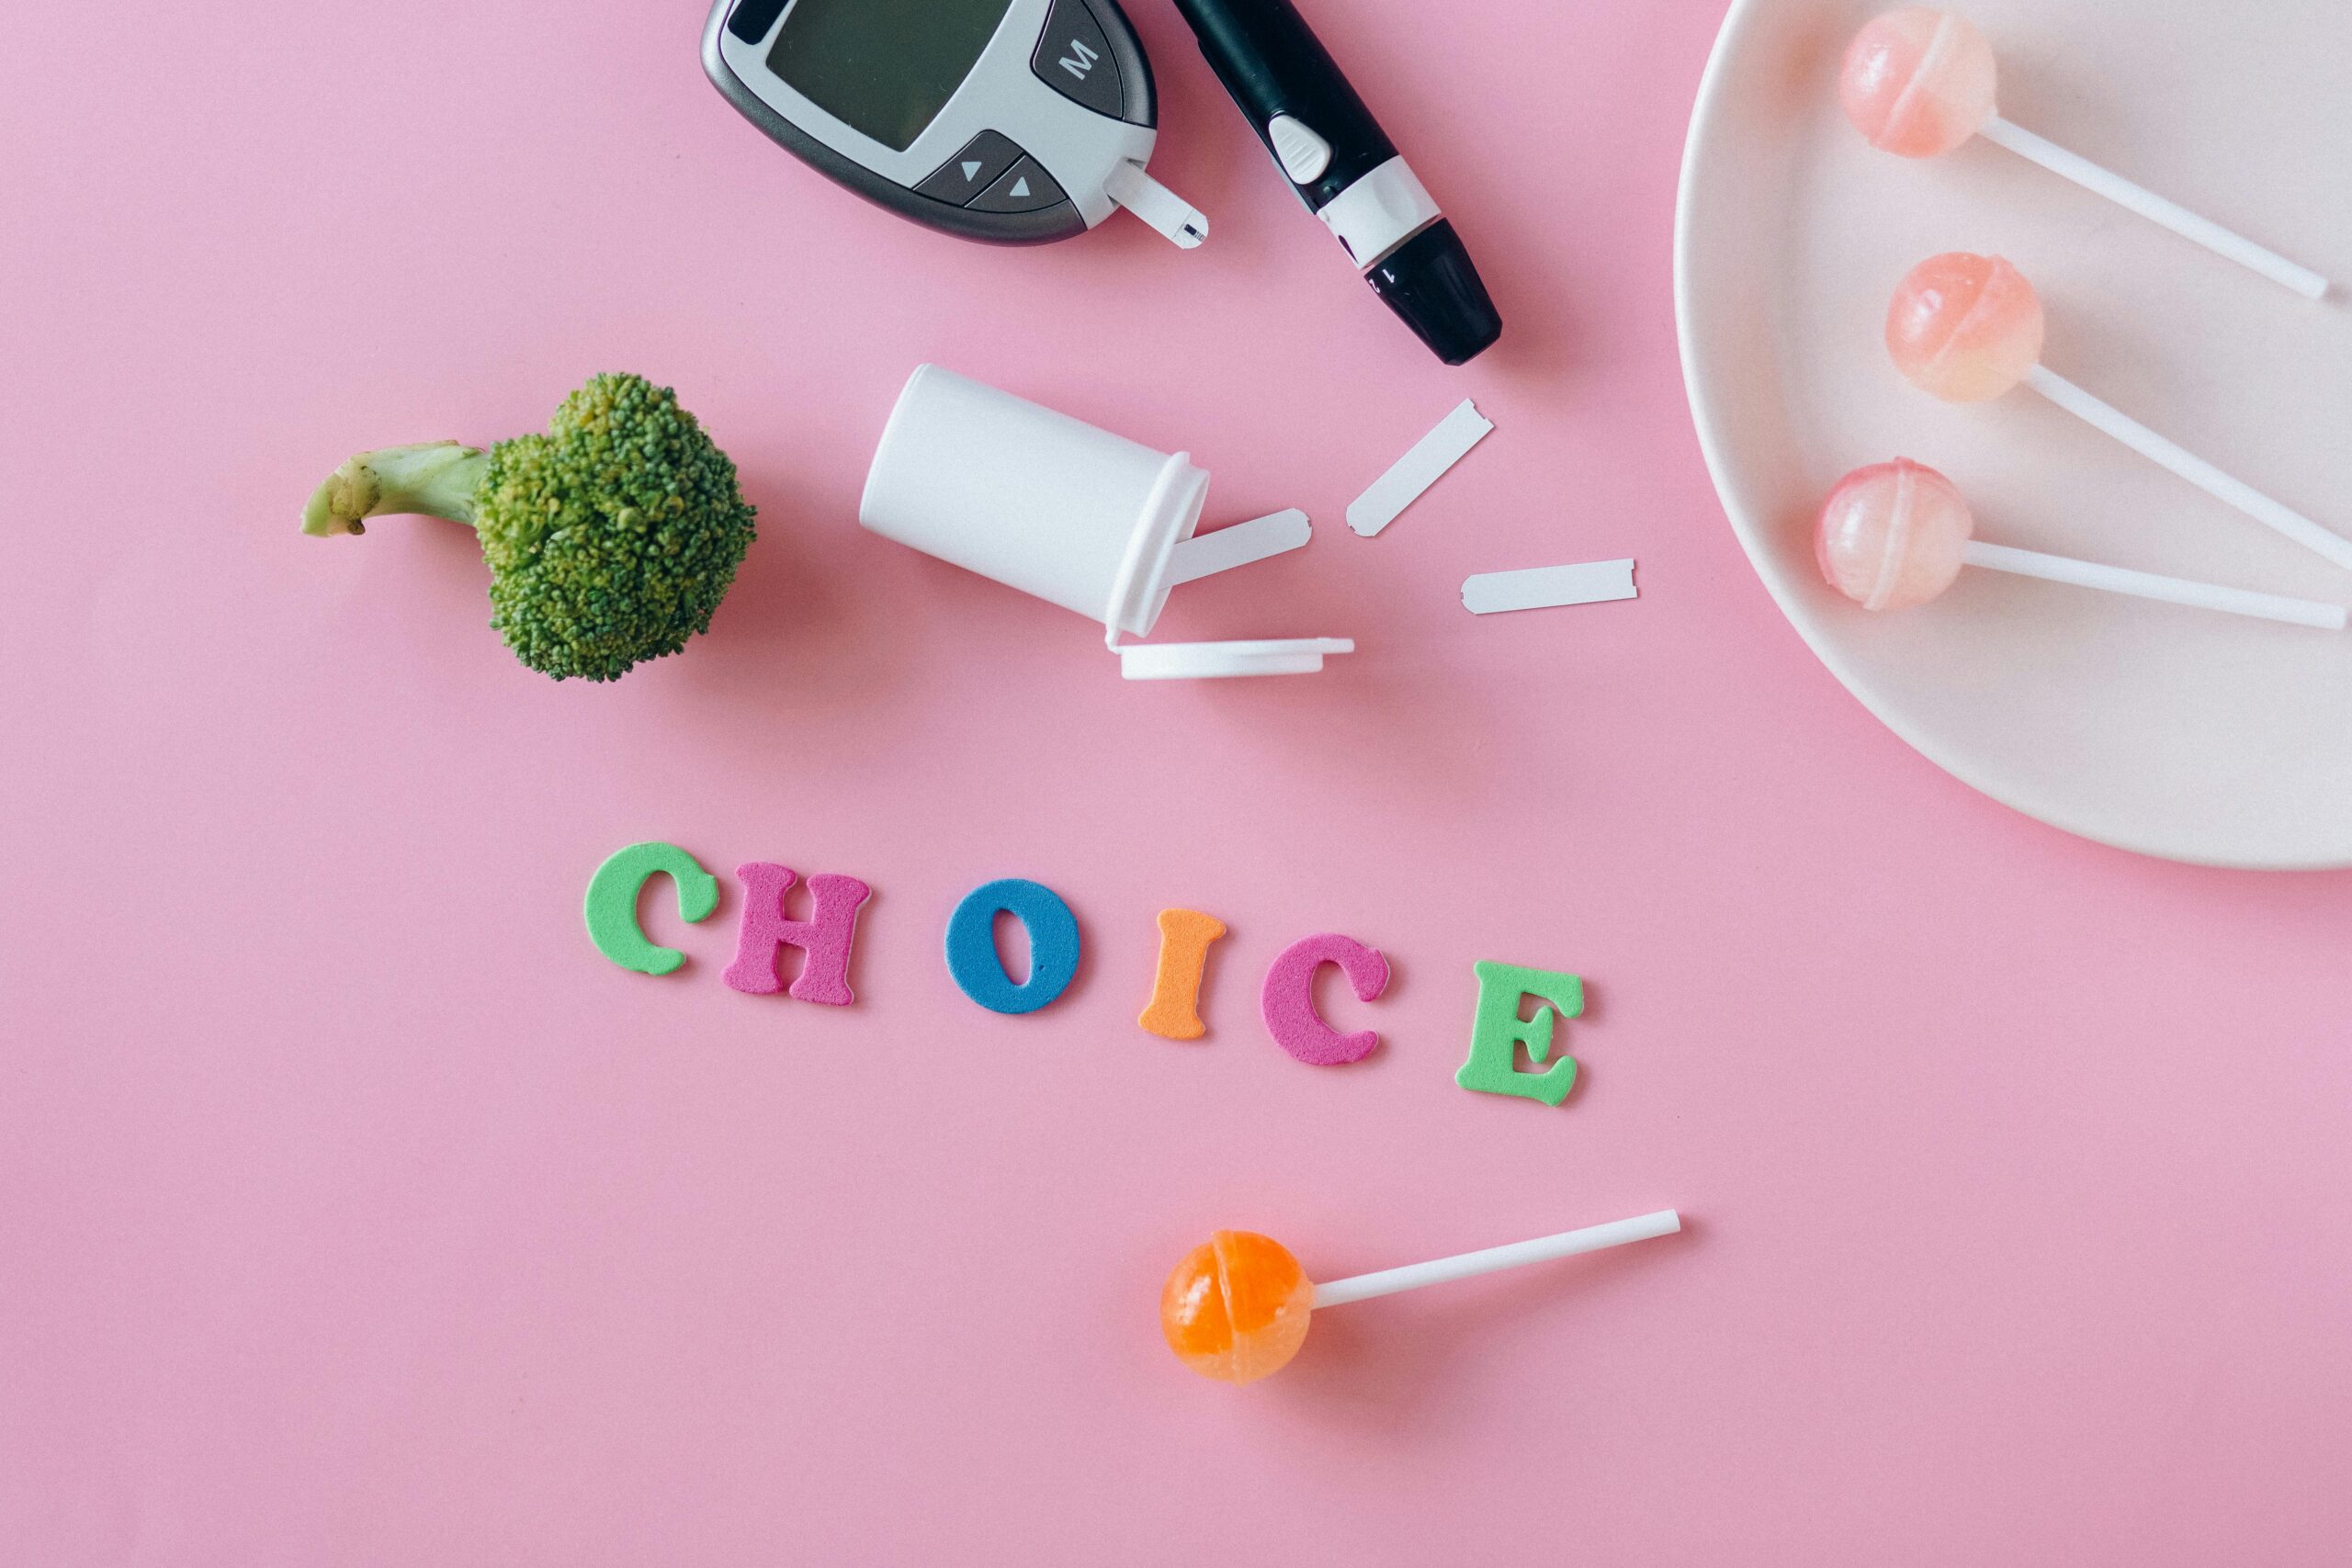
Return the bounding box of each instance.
[1159,1211,1683,1384]
[1160,1231,1316,1383]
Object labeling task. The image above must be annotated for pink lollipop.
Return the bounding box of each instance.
[1815,460,2346,630]
[1841,8,2326,299]
[1887,254,2352,575]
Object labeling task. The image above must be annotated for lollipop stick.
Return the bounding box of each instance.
[1979,116,2328,300]
[2023,365,2352,574]
[1962,540,2346,629]
[1311,1210,1681,1308]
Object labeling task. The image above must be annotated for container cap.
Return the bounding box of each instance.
[1117,638,1356,681]
[1100,458,1353,679]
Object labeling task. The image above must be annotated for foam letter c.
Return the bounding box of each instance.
[583,841,720,976]
[1261,933,1389,1066]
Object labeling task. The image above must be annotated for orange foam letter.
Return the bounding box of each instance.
[1139,908,1227,1040]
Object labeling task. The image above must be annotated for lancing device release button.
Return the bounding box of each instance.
[1268,115,1332,184]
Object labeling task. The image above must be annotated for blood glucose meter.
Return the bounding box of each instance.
[704,0,1206,247]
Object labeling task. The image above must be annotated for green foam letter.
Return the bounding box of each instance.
[1456,961,1584,1106]
[583,841,720,976]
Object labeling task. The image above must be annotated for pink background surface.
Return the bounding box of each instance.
[4,0,2349,1562]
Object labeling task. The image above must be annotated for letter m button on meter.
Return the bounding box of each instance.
[704,0,1207,247]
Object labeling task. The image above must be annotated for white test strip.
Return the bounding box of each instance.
[1105,161,1208,249]
[1347,399,1493,537]
[1461,558,1638,615]
[1165,508,1313,586]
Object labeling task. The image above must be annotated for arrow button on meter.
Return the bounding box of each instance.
[969,156,1069,214]
[915,131,1025,205]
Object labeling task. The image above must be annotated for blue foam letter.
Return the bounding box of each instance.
[945,878,1081,1014]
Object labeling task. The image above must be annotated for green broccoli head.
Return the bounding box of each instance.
[302,373,758,682]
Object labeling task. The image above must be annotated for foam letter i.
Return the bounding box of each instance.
[1139,909,1227,1040]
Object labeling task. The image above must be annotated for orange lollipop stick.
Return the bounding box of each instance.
[1160,1211,1682,1383]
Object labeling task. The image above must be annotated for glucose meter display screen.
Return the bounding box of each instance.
[769,0,1012,152]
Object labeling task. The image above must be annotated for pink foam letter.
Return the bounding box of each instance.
[724,863,872,1006]
[1260,933,1390,1066]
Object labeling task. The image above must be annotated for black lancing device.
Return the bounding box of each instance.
[1171,0,1502,364]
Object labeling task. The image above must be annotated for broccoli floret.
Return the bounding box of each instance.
[302,373,757,682]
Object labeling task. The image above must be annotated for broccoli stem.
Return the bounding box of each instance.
[301,442,491,537]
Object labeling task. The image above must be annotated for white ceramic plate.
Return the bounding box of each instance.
[1676,0,2352,867]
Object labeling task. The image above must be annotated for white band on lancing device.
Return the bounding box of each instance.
[1317,157,1443,272]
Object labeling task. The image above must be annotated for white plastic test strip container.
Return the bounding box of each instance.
[859,366,1351,679]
